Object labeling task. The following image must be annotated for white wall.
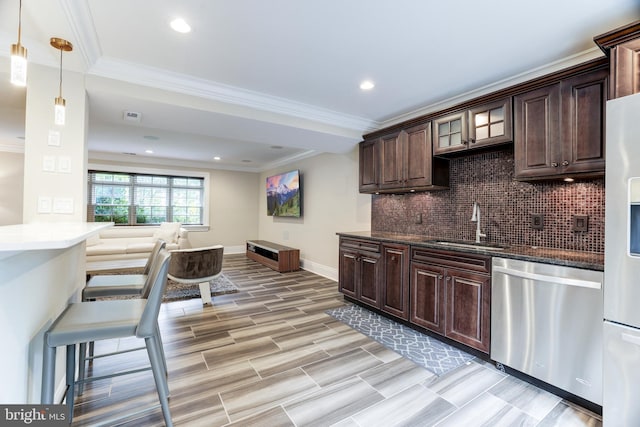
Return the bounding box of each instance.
[191,168,259,252]
[0,151,24,225]
[258,147,371,279]
[23,64,87,223]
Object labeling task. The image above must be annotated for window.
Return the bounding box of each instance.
[88,171,204,225]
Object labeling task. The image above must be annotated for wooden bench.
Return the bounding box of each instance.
[246,240,299,272]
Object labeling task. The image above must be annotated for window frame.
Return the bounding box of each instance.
[87,163,210,230]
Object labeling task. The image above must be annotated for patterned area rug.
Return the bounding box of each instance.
[326,304,474,376]
[89,268,238,302]
[164,273,238,302]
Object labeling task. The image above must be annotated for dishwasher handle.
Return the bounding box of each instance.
[493,265,602,289]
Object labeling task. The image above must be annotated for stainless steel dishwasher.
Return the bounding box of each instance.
[491,257,603,405]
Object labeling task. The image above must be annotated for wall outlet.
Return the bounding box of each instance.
[572,215,589,232]
[530,213,544,230]
[415,213,422,224]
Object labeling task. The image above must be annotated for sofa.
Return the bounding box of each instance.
[86,222,190,272]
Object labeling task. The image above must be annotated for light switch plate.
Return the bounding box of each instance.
[42,156,56,172]
[48,130,61,146]
[57,156,71,173]
[37,196,52,213]
[53,197,74,214]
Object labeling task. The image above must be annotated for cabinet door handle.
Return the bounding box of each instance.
[462,140,468,145]
[438,275,443,280]
[551,162,559,167]
[470,138,476,144]
[391,255,396,261]
[562,160,569,166]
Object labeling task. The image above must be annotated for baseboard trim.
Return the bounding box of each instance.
[300,258,337,281]
[224,245,246,254]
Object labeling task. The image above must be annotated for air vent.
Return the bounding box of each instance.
[123,152,137,156]
[123,111,142,123]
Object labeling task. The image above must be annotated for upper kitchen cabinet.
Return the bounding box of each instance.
[360,122,449,194]
[359,139,379,193]
[514,67,608,180]
[594,21,640,99]
[433,98,512,156]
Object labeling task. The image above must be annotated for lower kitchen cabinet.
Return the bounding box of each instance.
[410,262,446,334]
[445,268,491,353]
[410,247,492,353]
[338,238,381,308]
[338,236,492,354]
[380,243,410,320]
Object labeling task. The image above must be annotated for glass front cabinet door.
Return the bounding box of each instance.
[433,98,512,156]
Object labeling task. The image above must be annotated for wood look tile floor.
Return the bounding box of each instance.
[72,254,602,426]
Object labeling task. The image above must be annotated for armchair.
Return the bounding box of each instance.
[168,245,224,305]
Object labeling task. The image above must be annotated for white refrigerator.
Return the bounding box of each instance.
[604,91,640,426]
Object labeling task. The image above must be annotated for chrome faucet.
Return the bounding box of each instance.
[471,202,486,243]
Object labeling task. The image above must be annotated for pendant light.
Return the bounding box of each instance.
[10,0,27,86]
[50,37,72,126]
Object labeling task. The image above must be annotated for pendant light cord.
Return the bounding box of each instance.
[17,0,22,45]
[59,47,63,98]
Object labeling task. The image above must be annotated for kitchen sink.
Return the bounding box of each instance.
[432,241,506,251]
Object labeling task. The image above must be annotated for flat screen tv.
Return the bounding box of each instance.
[266,169,302,217]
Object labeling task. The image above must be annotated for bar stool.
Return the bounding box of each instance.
[81,239,166,369]
[83,239,166,301]
[42,249,173,426]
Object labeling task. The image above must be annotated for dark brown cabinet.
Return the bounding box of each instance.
[338,236,492,354]
[514,67,608,180]
[433,98,512,156]
[380,243,410,320]
[410,262,446,334]
[594,21,640,99]
[359,123,449,194]
[359,139,379,193]
[410,247,491,353]
[338,238,381,308]
[445,268,491,352]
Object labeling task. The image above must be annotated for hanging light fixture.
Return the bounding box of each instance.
[10,0,27,86]
[50,37,72,126]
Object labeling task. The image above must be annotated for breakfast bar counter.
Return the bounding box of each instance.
[0,222,112,403]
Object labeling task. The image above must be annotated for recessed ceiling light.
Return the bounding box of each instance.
[170,18,191,33]
[213,156,221,160]
[360,80,375,90]
[145,149,153,154]
[563,177,575,183]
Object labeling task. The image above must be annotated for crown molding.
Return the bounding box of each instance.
[59,0,102,70]
[88,57,379,133]
[88,148,320,173]
[260,150,319,172]
[379,47,605,129]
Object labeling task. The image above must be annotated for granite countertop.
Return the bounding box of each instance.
[337,231,604,271]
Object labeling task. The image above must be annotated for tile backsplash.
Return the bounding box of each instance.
[371,148,604,253]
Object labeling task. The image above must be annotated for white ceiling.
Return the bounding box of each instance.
[0,0,639,171]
